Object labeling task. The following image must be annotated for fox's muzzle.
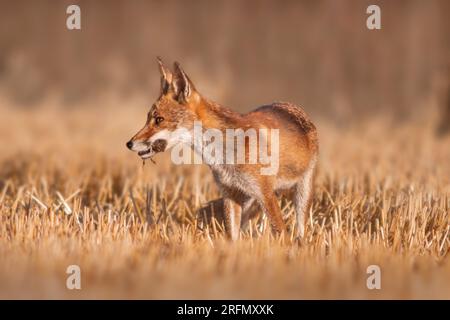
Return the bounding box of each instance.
[126,139,167,158]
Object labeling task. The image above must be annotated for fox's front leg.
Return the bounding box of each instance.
[258,187,286,234]
[223,198,242,241]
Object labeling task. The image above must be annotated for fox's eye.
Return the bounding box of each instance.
[155,116,164,125]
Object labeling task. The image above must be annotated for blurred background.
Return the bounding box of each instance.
[0,0,448,127]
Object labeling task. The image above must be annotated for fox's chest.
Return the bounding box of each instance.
[211,165,260,199]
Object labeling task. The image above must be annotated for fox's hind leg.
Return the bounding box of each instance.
[293,162,315,238]
[223,198,242,241]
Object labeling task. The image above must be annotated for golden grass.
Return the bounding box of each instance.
[0,98,449,299]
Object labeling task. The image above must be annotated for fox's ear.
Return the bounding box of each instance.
[157,56,172,94]
[172,61,196,104]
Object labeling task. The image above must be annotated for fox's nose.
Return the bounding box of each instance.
[126,141,133,150]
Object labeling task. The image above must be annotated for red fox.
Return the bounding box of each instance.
[127,58,318,240]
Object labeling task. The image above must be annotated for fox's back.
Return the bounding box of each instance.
[244,102,318,178]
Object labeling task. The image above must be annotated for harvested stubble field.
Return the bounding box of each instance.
[0,98,449,299]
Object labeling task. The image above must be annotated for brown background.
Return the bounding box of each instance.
[0,0,448,123]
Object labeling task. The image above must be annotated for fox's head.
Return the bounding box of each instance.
[126,57,201,160]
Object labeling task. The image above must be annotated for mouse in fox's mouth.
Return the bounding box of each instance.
[151,139,168,153]
[141,139,168,165]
